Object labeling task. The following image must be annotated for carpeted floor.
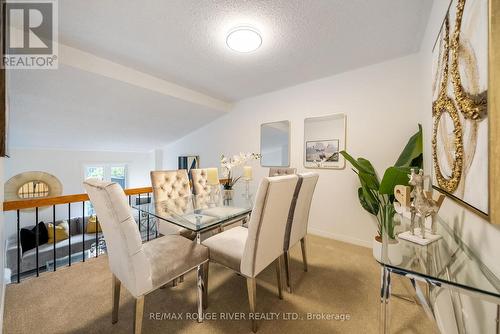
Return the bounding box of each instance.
[3,235,438,334]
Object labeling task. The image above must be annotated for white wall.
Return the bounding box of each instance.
[3,148,154,237]
[419,1,500,333]
[163,54,423,247]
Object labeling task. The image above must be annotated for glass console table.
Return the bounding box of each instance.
[379,213,500,333]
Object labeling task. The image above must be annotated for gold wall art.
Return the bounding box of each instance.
[432,0,491,217]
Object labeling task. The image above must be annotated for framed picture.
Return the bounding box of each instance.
[305,140,339,166]
[178,155,200,179]
[431,0,499,221]
[304,114,346,169]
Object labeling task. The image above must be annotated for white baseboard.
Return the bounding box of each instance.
[308,227,372,248]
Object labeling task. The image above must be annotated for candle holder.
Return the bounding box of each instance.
[209,184,219,207]
[242,178,251,200]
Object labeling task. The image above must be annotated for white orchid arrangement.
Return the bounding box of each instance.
[220,152,261,189]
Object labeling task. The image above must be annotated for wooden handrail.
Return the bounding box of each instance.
[3,179,231,211]
[2,187,154,211]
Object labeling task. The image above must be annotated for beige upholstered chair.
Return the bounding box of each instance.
[150,170,193,237]
[190,168,214,209]
[83,179,209,334]
[283,172,319,293]
[191,168,244,232]
[202,175,299,332]
[269,167,296,176]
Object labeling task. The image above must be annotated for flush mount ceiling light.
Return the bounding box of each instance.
[226,26,262,53]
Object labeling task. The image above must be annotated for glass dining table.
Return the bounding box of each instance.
[132,190,253,243]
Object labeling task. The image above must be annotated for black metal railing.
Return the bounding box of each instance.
[4,187,155,283]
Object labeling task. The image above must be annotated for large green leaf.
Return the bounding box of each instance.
[358,187,379,216]
[381,204,397,239]
[340,151,374,175]
[358,171,380,190]
[379,166,411,194]
[357,158,378,175]
[395,124,423,168]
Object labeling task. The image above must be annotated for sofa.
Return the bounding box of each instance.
[6,216,103,277]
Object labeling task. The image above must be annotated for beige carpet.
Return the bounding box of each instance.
[3,235,437,334]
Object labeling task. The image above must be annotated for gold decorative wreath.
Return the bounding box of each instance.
[432,97,464,192]
[432,0,487,193]
[450,0,488,121]
[433,16,464,192]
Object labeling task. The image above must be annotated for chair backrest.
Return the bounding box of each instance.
[241,175,298,277]
[269,167,296,177]
[150,170,192,234]
[151,170,192,201]
[191,168,218,209]
[286,172,319,250]
[83,179,152,297]
[191,168,209,196]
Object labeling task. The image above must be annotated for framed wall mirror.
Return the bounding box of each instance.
[304,113,346,169]
[260,120,290,167]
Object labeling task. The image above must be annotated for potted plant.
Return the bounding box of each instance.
[340,125,423,263]
[220,152,261,200]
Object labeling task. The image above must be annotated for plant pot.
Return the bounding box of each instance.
[223,189,234,201]
[372,236,402,265]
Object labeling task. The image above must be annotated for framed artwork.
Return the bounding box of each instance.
[304,114,346,169]
[431,0,497,219]
[178,155,200,179]
[305,140,339,165]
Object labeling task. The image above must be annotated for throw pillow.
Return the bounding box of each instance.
[47,221,69,244]
[20,222,49,253]
[86,215,102,233]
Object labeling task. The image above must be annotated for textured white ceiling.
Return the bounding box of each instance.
[8,65,223,151]
[8,0,433,151]
[59,0,433,101]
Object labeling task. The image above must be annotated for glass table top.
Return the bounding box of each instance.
[132,190,253,233]
[381,212,500,300]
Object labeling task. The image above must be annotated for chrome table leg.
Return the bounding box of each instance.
[380,265,391,334]
[197,264,204,323]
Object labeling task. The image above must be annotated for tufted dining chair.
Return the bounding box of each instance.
[282,172,319,293]
[150,170,193,237]
[202,175,299,332]
[83,179,209,334]
[190,168,213,209]
[269,167,296,177]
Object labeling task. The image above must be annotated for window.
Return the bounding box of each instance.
[85,166,105,180]
[110,166,126,189]
[84,164,128,215]
[84,164,127,186]
[17,181,50,199]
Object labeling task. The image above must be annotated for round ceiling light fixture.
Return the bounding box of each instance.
[226,26,262,53]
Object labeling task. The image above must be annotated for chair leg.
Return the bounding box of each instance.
[197,264,204,323]
[112,274,121,324]
[283,252,292,293]
[275,257,283,300]
[134,296,145,334]
[179,275,184,283]
[300,237,308,272]
[202,261,209,309]
[246,277,257,333]
[172,278,178,287]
